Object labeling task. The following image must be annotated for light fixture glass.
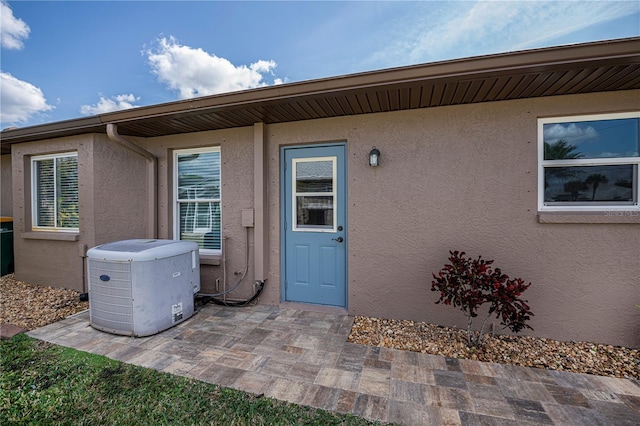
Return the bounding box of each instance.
[369,146,380,167]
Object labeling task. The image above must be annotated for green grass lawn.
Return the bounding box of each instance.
[1,334,384,425]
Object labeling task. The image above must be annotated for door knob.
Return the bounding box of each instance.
[332,237,344,243]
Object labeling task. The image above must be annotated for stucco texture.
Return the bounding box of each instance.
[1,154,12,217]
[88,134,148,245]
[265,90,639,347]
[6,89,639,347]
[11,134,149,292]
[149,127,256,299]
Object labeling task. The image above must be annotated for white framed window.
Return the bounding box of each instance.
[31,152,79,231]
[538,112,639,212]
[174,147,221,254]
[292,156,337,232]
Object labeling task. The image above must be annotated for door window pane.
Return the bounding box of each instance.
[296,160,333,192]
[296,196,333,228]
[293,157,336,231]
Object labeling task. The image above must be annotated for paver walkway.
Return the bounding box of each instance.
[28,304,640,425]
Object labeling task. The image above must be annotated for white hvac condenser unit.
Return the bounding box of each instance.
[87,239,200,337]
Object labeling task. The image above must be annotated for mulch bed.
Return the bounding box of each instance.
[0,274,88,331]
[348,316,639,379]
[1,274,638,380]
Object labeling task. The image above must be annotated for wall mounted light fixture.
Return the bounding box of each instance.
[369,146,380,167]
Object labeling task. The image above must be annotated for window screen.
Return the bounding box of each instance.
[32,153,79,230]
[175,148,221,252]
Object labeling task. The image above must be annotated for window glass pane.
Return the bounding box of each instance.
[543,118,639,160]
[35,159,55,227]
[34,155,78,229]
[177,151,220,199]
[179,201,221,250]
[297,196,333,228]
[56,156,79,228]
[296,160,333,192]
[544,165,635,203]
[176,149,221,251]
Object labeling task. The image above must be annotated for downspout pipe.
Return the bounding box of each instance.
[106,123,158,239]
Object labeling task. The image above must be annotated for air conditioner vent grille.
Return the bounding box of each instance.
[88,259,133,333]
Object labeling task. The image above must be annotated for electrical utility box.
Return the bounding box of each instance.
[87,239,200,337]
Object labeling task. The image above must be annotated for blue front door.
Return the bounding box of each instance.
[282,144,347,307]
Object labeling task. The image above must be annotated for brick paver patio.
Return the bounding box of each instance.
[28,304,640,425]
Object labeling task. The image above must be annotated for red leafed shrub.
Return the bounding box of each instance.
[431,250,534,347]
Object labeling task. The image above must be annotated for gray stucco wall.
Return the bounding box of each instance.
[148,127,256,298]
[89,134,148,245]
[11,134,148,292]
[1,154,12,217]
[263,89,639,347]
[7,89,639,347]
[12,136,91,291]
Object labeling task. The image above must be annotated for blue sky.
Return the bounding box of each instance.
[1,0,639,128]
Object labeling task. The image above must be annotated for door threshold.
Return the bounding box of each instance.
[280,301,348,316]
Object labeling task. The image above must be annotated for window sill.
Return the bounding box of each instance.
[199,255,221,266]
[22,231,80,241]
[537,211,640,224]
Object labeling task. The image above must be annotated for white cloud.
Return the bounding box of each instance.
[370,0,639,66]
[1,1,30,50]
[0,71,53,125]
[145,36,279,99]
[80,93,141,115]
[543,123,599,145]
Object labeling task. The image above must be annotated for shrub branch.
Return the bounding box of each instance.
[431,250,534,347]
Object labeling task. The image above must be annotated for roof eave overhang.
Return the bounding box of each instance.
[93,36,640,124]
[2,37,639,151]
